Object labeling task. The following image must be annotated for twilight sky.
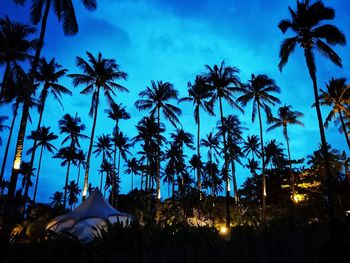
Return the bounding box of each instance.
[0,0,349,203]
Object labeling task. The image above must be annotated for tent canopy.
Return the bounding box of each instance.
[46,189,132,242]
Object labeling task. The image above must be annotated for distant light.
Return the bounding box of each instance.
[157,189,161,199]
[13,159,21,170]
[220,226,228,235]
[82,186,88,197]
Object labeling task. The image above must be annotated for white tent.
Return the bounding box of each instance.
[46,189,132,242]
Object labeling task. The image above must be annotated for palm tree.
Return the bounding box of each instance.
[0,16,36,102]
[7,65,38,198]
[68,52,128,200]
[50,191,63,208]
[201,132,221,165]
[205,61,242,227]
[0,116,9,145]
[278,0,346,218]
[242,135,261,160]
[75,149,86,189]
[264,140,285,169]
[93,134,113,191]
[19,162,35,197]
[237,74,280,212]
[13,0,97,80]
[53,146,77,208]
[179,75,214,192]
[26,126,58,203]
[319,78,350,149]
[65,180,80,210]
[135,80,181,199]
[267,105,304,198]
[28,58,70,173]
[217,115,245,202]
[59,113,87,149]
[124,158,140,191]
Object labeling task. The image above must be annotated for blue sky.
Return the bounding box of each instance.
[0,0,349,203]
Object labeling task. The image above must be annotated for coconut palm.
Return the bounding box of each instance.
[28,58,70,172]
[68,52,128,200]
[0,16,36,102]
[319,78,350,149]
[65,180,80,210]
[93,134,113,191]
[26,126,58,203]
[13,0,97,79]
[50,191,63,208]
[278,0,346,218]
[237,74,280,212]
[59,113,87,149]
[135,80,181,199]
[179,75,214,192]
[242,135,261,160]
[124,158,140,191]
[264,140,285,169]
[267,105,304,198]
[205,61,242,227]
[7,65,38,198]
[53,146,77,208]
[18,162,35,197]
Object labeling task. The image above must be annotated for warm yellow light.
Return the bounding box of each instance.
[82,186,88,198]
[13,159,21,170]
[292,193,305,203]
[220,226,228,235]
[157,190,161,200]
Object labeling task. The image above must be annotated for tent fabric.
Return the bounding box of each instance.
[46,189,132,242]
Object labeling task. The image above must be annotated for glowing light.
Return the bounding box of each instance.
[292,193,305,203]
[157,189,161,200]
[82,186,88,198]
[220,226,228,235]
[13,159,21,170]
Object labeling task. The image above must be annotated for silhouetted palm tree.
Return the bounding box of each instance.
[13,0,96,78]
[205,61,242,227]
[124,158,140,191]
[264,140,285,169]
[242,135,261,160]
[267,105,304,197]
[69,51,128,200]
[278,0,346,218]
[28,58,70,173]
[19,162,35,198]
[53,146,77,208]
[135,80,181,199]
[59,113,87,149]
[93,134,113,191]
[237,74,280,212]
[50,191,63,208]
[26,126,58,203]
[179,75,214,192]
[0,116,9,145]
[0,16,35,102]
[65,180,80,210]
[319,78,350,149]
[75,149,86,189]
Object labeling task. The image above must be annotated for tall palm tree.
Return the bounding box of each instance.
[26,126,58,203]
[124,158,140,191]
[278,0,346,218]
[319,78,350,149]
[267,105,304,198]
[75,149,86,189]
[0,16,36,102]
[201,132,221,165]
[93,134,113,191]
[59,113,87,149]
[13,0,97,80]
[53,146,76,208]
[28,58,70,173]
[242,135,261,160]
[7,65,38,198]
[264,140,285,169]
[65,180,80,210]
[69,51,128,200]
[237,73,280,212]
[205,61,242,227]
[179,75,214,192]
[135,80,181,199]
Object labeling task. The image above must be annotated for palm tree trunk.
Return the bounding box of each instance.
[8,101,30,198]
[219,97,230,228]
[63,161,71,208]
[257,102,266,213]
[115,150,121,208]
[111,122,118,207]
[304,48,335,219]
[197,110,202,193]
[231,160,239,203]
[77,164,81,188]
[156,107,161,200]
[339,111,350,150]
[30,0,51,79]
[82,86,100,200]
[0,61,10,103]
[0,103,18,183]
[285,127,296,202]
[131,173,134,191]
[172,175,175,197]
[100,151,105,191]
[32,145,44,203]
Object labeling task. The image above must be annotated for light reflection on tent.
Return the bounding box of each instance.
[46,188,132,242]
